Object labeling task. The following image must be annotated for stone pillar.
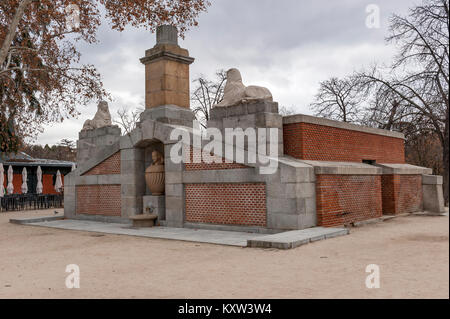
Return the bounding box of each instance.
[120,148,146,217]
[76,126,121,164]
[140,25,194,109]
[422,175,445,214]
[163,143,185,227]
[208,101,284,155]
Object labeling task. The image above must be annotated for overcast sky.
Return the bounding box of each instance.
[36,0,417,146]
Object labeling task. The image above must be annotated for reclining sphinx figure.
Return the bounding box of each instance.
[82,100,113,131]
[214,68,273,108]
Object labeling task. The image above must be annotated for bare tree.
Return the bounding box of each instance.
[358,0,449,204]
[191,70,227,128]
[310,76,363,123]
[360,83,420,130]
[279,105,296,116]
[113,106,144,136]
[405,132,443,177]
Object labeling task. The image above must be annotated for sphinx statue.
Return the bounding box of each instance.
[82,100,112,131]
[214,68,273,107]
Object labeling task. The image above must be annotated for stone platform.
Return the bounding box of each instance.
[10,218,349,249]
[247,227,349,249]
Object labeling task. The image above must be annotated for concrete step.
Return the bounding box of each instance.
[247,227,349,249]
[9,214,64,225]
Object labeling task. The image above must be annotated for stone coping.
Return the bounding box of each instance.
[140,47,194,65]
[210,100,279,120]
[375,163,432,175]
[422,174,443,185]
[282,114,405,139]
[299,160,382,175]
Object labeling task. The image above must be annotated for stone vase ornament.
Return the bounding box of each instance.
[145,150,165,195]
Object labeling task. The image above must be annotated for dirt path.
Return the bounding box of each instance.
[0,209,448,298]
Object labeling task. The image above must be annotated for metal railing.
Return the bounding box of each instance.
[0,193,63,212]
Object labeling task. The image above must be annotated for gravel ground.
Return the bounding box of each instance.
[0,209,448,299]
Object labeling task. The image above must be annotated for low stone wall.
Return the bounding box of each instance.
[315,175,383,227]
[283,115,405,163]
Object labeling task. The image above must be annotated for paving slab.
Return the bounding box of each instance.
[11,218,349,249]
[247,227,349,249]
[9,214,64,224]
[16,219,265,247]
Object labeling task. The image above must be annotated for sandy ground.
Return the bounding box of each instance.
[0,209,448,299]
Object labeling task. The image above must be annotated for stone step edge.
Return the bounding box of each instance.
[10,215,65,225]
[247,228,349,250]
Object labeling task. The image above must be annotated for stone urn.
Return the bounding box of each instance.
[145,150,165,195]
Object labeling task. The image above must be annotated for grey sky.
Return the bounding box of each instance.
[36,0,416,146]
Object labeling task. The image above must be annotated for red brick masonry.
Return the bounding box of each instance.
[381,175,423,215]
[185,183,266,227]
[283,122,405,163]
[76,185,121,216]
[184,146,248,171]
[316,175,383,227]
[83,152,121,175]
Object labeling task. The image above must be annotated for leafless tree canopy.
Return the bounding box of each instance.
[360,0,449,204]
[113,106,144,136]
[191,70,227,128]
[279,105,296,116]
[310,77,363,123]
[310,0,449,204]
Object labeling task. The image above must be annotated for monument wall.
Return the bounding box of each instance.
[283,115,405,163]
[316,175,383,227]
[185,183,267,227]
[381,175,423,215]
[64,24,446,232]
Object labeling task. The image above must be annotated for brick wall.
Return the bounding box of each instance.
[184,146,248,171]
[283,122,405,163]
[185,183,266,227]
[316,175,383,227]
[83,152,121,175]
[76,185,121,216]
[381,175,422,215]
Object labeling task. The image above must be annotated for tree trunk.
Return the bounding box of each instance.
[0,0,32,67]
